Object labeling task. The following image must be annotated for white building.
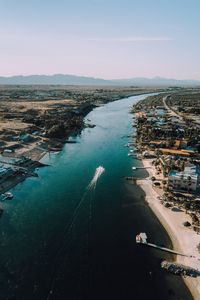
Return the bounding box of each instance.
[168,166,198,192]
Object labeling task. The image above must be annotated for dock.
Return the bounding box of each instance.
[161,260,200,278]
[125,177,137,182]
[136,233,198,259]
[128,154,142,160]
[132,167,151,170]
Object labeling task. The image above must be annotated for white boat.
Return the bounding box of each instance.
[132,167,137,170]
[1,192,14,200]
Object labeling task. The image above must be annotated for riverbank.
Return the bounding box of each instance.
[0,93,194,300]
[0,87,163,196]
[130,91,200,299]
[0,150,47,195]
[137,158,200,299]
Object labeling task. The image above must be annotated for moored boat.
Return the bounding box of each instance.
[1,192,14,201]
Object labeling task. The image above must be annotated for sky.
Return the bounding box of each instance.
[1,0,200,80]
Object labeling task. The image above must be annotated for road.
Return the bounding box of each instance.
[163,96,183,120]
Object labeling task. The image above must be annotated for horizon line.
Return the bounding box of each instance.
[0,74,199,82]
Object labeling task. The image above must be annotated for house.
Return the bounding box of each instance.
[185,164,200,183]
[173,140,181,149]
[168,165,198,192]
[150,140,167,148]
[19,134,33,143]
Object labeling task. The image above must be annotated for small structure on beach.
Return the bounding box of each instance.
[136,232,147,244]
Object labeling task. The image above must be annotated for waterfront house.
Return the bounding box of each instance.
[168,165,198,192]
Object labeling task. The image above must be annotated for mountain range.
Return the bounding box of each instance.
[0,74,200,87]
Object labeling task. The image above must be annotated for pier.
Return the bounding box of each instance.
[132,166,151,170]
[125,176,137,183]
[136,233,198,259]
[161,260,200,278]
[128,154,142,160]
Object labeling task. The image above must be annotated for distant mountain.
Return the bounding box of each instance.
[0,74,111,86]
[114,76,200,87]
[0,74,200,87]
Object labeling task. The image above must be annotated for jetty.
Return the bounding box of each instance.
[128,154,142,160]
[161,260,200,278]
[124,176,139,183]
[132,166,151,170]
[124,143,136,147]
[136,233,197,259]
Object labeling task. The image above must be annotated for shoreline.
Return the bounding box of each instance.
[0,91,155,196]
[0,149,47,195]
[137,158,200,300]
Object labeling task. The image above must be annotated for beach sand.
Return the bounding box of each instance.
[137,158,200,300]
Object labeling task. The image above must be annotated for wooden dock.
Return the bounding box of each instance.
[136,233,198,259]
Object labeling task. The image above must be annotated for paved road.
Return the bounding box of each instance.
[163,96,183,120]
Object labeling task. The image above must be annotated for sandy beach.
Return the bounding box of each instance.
[137,158,200,300]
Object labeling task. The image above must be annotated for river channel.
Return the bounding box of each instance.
[0,94,192,300]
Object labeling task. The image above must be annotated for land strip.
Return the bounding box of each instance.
[130,89,200,299]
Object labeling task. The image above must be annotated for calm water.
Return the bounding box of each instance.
[0,94,192,300]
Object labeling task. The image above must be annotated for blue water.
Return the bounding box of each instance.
[0,94,192,300]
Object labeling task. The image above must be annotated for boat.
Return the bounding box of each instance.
[125,143,135,147]
[132,167,137,170]
[1,192,14,200]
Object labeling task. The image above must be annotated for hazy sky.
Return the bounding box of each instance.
[1,0,200,79]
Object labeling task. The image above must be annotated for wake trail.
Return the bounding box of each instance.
[87,166,105,190]
[46,166,105,300]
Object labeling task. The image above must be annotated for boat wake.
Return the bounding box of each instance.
[46,166,105,299]
[87,166,105,190]
[66,166,105,234]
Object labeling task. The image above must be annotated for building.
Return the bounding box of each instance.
[0,165,14,183]
[159,148,194,157]
[19,134,33,143]
[150,140,167,148]
[168,165,198,192]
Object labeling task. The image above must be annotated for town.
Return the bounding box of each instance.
[129,89,200,298]
[132,89,200,231]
